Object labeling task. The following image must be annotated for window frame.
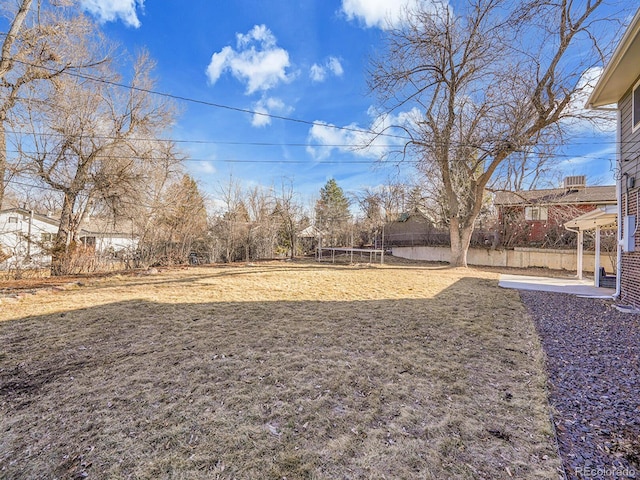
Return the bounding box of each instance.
[524,206,548,221]
[633,77,640,133]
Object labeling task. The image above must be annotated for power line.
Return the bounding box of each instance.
[5,179,172,211]
[4,62,623,165]
[3,146,617,164]
[3,129,387,149]
[4,127,626,149]
[4,76,623,153]
[10,58,410,142]
[4,149,397,164]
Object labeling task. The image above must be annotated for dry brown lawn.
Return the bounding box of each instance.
[0,260,561,479]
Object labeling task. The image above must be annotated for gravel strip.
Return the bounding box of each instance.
[520,291,640,479]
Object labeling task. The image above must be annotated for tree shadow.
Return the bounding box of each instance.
[0,276,558,479]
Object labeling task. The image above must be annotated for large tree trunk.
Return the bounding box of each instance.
[0,124,6,209]
[449,217,474,267]
[51,192,77,276]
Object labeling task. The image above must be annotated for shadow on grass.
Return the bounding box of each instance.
[0,277,559,480]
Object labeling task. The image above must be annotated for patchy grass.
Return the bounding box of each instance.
[0,260,560,479]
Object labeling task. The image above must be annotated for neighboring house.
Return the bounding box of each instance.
[494,176,616,246]
[0,208,59,267]
[383,208,437,247]
[0,208,138,269]
[298,225,322,253]
[78,216,138,255]
[587,7,640,307]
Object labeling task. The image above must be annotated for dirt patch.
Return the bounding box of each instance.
[0,262,561,479]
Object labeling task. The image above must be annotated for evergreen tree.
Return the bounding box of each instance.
[315,179,351,246]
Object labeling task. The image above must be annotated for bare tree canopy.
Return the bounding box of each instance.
[17,50,179,274]
[369,0,626,266]
[0,0,107,209]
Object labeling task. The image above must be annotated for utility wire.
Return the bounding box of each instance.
[3,147,616,164]
[3,127,625,149]
[3,148,406,164]
[9,58,409,141]
[2,129,386,149]
[5,63,624,152]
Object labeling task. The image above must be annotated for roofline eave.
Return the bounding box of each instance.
[587,8,640,108]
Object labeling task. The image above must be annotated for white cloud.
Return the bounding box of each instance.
[564,67,616,135]
[307,107,418,160]
[80,0,144,28]
[206,25,292,94]
[327,57,344,77]
[251,96,292,127]
[557,146,616,172]
[310,64,326,82]
[341,0,441,29]
[310,57,344,83]
[197,161,217,174]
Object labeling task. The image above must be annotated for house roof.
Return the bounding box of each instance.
[0,208,136,236]
[0,208,59,227]
[494,185,616,206]
[388,207,435,224]
[588,7,640,108]
[298,225,321,238]
[81,216,136,237]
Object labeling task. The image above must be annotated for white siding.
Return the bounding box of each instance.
[0,211,58,268]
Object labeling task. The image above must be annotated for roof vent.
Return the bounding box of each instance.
[564,175,586,190]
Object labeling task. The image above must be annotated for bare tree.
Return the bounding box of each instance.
[355,188,384,246]
[273,179,303,259]
[491,139,563,192]
[107,140,186,267]
[0,0,105,208]
[143,174,208,265]
[354,180,414,246]
[243,185,277,260]
[212,176,248,263]
[19,52,177,274]
[369,0,622,266]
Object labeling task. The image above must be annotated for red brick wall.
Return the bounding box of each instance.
[621,189,640,307]
[499,204,599,243]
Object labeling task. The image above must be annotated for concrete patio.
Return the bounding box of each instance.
[498,274,616,297]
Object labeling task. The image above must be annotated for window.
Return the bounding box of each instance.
[41,233,53,243]
[7,216,18,224]
[524,206,548,221]
[634,78,640,132]
[81,236,96,247]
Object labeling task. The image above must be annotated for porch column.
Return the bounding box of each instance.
[577,230,584,280]
[594,225,601,287]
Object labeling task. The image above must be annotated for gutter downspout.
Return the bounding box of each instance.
[615,108,622,299]
[585,105,622,299]
[26,209,33,259]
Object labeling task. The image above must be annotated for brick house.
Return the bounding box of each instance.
[494,177,616,247]
[587,7,640,307]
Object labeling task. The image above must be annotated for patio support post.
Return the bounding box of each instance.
[577,230,584,280]
[595,225,601,287]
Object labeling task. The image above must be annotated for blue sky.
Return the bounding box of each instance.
[78,0,631,208]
